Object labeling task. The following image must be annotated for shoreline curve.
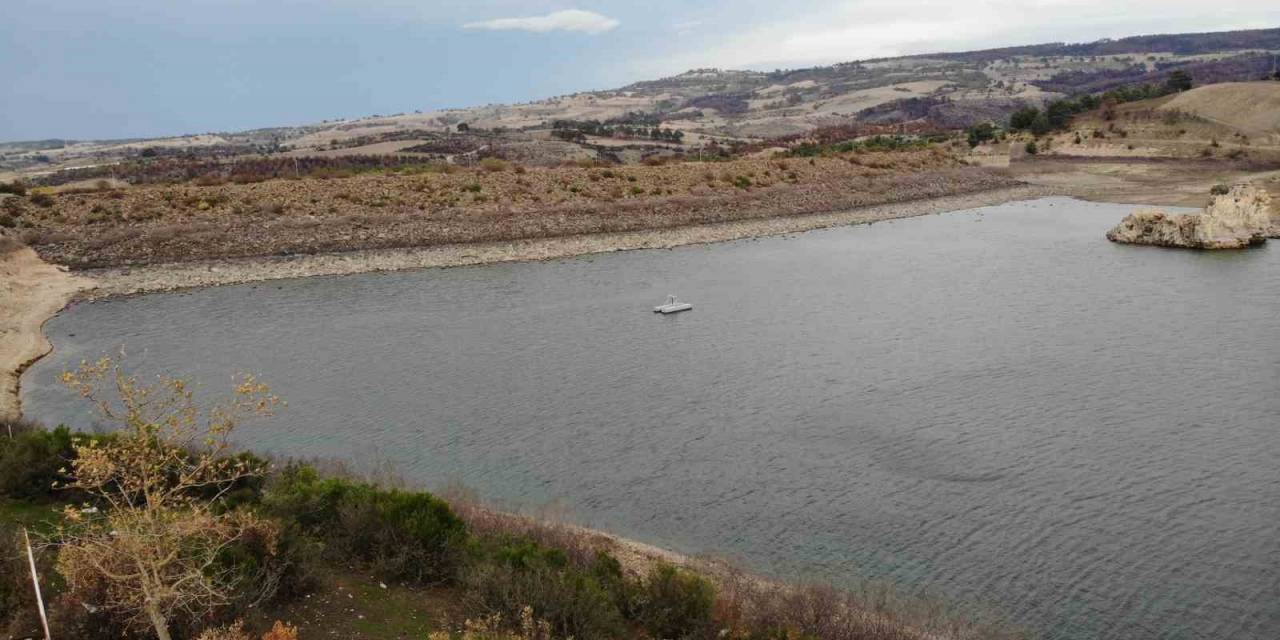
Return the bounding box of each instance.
[80,184,1057,300]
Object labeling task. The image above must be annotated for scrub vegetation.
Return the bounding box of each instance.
[9,147,1021,269]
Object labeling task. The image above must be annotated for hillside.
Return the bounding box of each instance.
[2,27,1278,182]
[1157,82,1280,134]
[1008,81,1280,162]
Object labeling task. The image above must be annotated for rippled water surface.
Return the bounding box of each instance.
[24,198,1280,639]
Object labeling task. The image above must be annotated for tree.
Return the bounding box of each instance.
[1008,106,1040,131]
[1045,100,1076,129]
[966,122,996,147]
[53,357,281,640]
[1029,112,1053,137]
[1164,70,1193,93]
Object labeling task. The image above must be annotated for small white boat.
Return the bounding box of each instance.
[654,295,693,314]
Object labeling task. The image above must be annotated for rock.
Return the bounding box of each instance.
[1106,185,1273,249]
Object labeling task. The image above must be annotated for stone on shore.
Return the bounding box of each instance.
[1106,185,1274,249]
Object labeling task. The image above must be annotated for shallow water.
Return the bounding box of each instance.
[24,198,1280,639]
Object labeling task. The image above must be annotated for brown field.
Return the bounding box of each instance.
[1157,82,1280,136]
[5,149,1020,268]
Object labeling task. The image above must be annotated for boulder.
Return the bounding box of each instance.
[1106,185,1273,249]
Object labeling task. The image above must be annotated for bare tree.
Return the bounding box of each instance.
[52,357,280,640]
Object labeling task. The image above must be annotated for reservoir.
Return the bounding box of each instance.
[23,198,1280,639]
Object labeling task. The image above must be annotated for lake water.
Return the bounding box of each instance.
[23,198,1280,639]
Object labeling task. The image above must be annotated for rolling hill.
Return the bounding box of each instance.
[1158,82,1280,134]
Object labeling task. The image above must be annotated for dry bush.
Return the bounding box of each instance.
[195,620,298,640]
[18,229,75,245]
[442,487,603,569]
[480,158,511,173]
[260,620,300,640]
[715,568,1028,640]
[53,357,281,640]
[428,607,554,640]
[196,621,253,640]
[0,233,23,255]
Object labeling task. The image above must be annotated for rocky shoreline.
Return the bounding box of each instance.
[80,184,1056,299]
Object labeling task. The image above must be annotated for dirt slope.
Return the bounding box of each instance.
[1159,82,1280,134]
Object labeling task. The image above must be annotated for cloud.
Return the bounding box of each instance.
[673,20,702,37]
[463,9,619,35]
[640,0,1280,76]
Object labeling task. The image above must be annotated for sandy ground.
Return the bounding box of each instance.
[1009,159,1280,208]
[80,184,1055,299]
[0,246,91,420]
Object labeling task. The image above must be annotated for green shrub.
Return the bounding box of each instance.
[1024,141,1038,155]
[0,181,27,196]
[966,123,997,147]
[28,192,54,207]
[463,538,628,638]
[1008,107,1039,131]
[342,488,466,582]
[634,563,716,640]
[1210,184,1230,196]
[217,515,320,608]
[262,464,466,584]
[0,423,74,501]
[1164,70,1193,93]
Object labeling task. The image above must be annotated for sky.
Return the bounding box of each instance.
[2,1,1277,141]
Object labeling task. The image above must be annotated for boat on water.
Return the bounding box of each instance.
[654,295,693,314]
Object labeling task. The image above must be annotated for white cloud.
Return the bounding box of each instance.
[674,20,702,34]
[641,0,1280,76]
[463,9,619,35]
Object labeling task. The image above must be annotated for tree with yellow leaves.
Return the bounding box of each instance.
[52,356,281,640]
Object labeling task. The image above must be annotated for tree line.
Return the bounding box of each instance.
[1007,70,1194,136]
[551,120,685,143]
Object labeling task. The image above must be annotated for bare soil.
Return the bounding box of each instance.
[10,150,1007,269]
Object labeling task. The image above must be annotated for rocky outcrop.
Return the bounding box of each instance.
[1106,185,1273,249]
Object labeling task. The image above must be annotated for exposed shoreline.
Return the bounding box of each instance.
[79,183,1057,299]
[0,246,91,420]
